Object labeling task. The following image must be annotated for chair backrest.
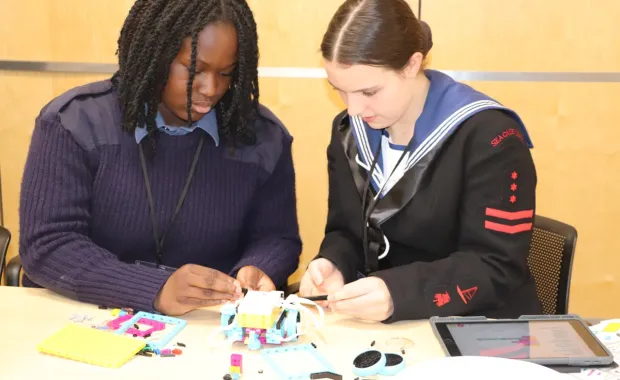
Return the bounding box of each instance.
[0,225,10,280]
[526,215,577,315]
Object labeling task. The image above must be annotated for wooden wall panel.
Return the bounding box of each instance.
[465,81,620,318]
[423,0,620,318]
[424,0,620,71]
[258,78,344,281]
[1,0,419,67]
[247,0,420,67]
[0,0,133,62]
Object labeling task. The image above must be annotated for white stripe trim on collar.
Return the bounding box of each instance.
[405,100,502,170]
[351,115,384,184]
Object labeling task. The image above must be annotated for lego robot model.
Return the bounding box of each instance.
[211,290,325,350]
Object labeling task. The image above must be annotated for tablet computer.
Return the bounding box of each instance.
[430,315,614,367]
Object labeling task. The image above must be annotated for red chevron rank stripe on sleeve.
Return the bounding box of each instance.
[484,207,534,234]
[485,220,533,234]
[485,208,534,220]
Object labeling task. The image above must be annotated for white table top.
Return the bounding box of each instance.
[0,287,446,379]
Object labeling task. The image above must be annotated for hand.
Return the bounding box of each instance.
[299,258,345,305]
[236,266,276,291]
[154,264,242,316]
[327,277,394,321]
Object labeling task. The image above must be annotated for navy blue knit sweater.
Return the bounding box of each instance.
[19,80,302,312]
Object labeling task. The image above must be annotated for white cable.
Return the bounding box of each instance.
[378,233,390,260]
[208,302,241,349]
[365,222,391,260]
[266,295,324,343]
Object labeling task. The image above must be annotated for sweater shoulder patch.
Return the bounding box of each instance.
[228,104,289,176]
[38,80,122,151]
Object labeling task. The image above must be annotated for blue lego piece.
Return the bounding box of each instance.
[221,304,237,326]
[248,330,261,351]
[352,349,386,377]
[266,327,281,344]
[261,344,335,380]
[228,328,244,342]
[379,352,406,376]
[284,309,298,340]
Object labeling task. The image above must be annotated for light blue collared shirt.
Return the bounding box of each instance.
[134,109,219,146]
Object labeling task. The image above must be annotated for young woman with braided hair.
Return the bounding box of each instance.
[19,0,301,316]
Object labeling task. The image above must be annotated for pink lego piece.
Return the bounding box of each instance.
[245,328,267,344]
[231,354,243,370]
[107,314,133,330]
[161,349,172,355]
[125,317,166,337]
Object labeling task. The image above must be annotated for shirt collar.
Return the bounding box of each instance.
[134,109,219,146]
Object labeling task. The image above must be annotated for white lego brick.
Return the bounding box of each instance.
[238,290,284,316]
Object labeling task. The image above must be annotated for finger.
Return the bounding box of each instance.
[186,271,238,295]
[329,293,373,314]
[309,264,325,287]
[180,297,227,308]
[184,285,237,301]
[299,273,316,297]
[329,292,388,321]
[188,265,236,284]
[324,278,345,295]
[328,278,375,302]
[298,281,328,307]
[329,288,388,321]
[300,282,323,300]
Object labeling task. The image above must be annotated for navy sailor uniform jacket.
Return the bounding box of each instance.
[316,70,543,322]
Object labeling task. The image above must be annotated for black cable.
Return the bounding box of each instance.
[418,0,422,20]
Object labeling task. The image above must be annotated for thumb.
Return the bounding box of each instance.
[237,267,258,289]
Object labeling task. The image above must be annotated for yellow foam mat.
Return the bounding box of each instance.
[37,323,146,368]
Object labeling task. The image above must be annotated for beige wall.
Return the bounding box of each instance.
[2,0,620,318]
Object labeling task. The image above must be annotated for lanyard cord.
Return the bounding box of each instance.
[138,135,205,266]
[361,136,415,274]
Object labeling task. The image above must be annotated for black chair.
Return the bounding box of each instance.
[6,254,21,286]
[0,225,10,281]
[527,215,578,315]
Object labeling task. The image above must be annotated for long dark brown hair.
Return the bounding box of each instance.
[321,0,432,70]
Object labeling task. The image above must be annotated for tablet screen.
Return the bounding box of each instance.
[438,320,609,359]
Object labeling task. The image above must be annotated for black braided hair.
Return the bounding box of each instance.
[111,0,260,148]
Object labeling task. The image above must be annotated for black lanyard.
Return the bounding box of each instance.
[361,136,415,274]
[138,135,204,266]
